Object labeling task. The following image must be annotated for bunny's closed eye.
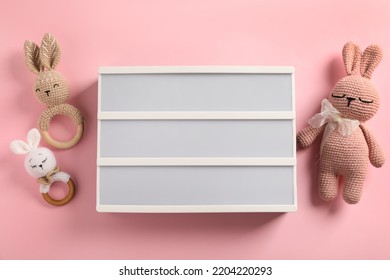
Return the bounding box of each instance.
[331,93,346,98]
[9,128,76,206]
[358,98,373,103]
[30,156,47,169]
[331,93,374,107]
[23,33,84,149]
[25,149,56,177]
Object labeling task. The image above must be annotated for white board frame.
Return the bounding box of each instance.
[97,66,297,213]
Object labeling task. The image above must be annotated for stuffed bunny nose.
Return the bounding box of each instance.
[44,90,50,96]
[39,164,44,170]
[346,97,356,107]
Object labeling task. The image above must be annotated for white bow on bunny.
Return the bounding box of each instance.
[10,128,76,206]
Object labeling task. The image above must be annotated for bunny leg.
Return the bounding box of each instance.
[342,172,366,204]
[318,168,339,201]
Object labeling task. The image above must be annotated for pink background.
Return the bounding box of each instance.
[1,0,389,259]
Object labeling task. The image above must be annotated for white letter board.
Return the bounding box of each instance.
[97,66,297,213]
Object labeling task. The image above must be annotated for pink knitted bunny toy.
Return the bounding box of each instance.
[297,42,385,204]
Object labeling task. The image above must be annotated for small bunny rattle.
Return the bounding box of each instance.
[10,128,76,206]
[24,33,84,149]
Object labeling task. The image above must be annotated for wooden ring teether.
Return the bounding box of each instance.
[42,178,76,206]
[38,104,84,149]
[41,123,84,150]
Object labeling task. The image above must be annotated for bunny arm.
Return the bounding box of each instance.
[38,104,84,131]
[297,125,325,148]
[360,124,385,167]
[38,171,71,193]
[51,171,71,183]
[40,184,50,193]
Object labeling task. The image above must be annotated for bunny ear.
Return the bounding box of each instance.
[24,40,42,74]
[27,128,41,149]
[342,42,361,75]
[360,45,383,79]
[40,33,61,70]
[10,140,31,155]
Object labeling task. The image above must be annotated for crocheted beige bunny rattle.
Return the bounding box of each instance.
[297,42,385,204]
[10,128,76,206]
[24,33,84,149]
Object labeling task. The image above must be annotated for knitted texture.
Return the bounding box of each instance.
[318,127,369,204]
[297,42,385,204]
[10,128,72,196]
[24,33,83,142]
[37,166,60,185]
[38,104,84,131]
[34,70,69,106]
[9,128,57,178]
[360,124,385,167]
[330,76,380,122]
[39,170,71,194]
[24,147,57,179]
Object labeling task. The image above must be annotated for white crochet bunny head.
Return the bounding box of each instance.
[10,128,57,178]
[329,42,382,122]
[24,33,69,106]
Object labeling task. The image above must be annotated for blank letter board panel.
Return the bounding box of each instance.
[97,66,296,213]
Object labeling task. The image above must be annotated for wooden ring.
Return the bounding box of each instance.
[40,122,84,149]
[38,104,84,149]
[42,178,76,206]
